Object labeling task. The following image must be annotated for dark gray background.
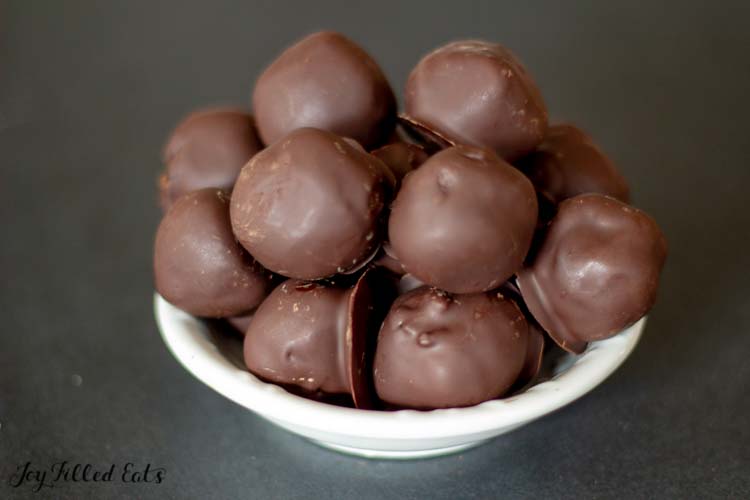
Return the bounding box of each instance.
[1,1,748,499]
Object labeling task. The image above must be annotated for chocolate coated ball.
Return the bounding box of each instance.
[244,279,351,396]
[517,194,667,353]
[374,287,529,409]
[159,108,262,211]
[388,146,538,293]
[154,189,272,317]
[230,128,392,280]
[253,31,396,149]
[516,124,630,204]
[405,40,548,161]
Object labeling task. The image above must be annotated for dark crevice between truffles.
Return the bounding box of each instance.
[522,191,558,267]
[372,247,406,276]
[396,115,457,154]
[244,268,396,409]
[209,273,289,338]
[498,281,545,393]
[371,141,430,187]
[512,326,545,393]
[346,267,398,409]
[202,319,246,370]
[224,310,256,337]
[367,142,429,279]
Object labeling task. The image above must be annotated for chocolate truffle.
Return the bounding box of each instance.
[404,40,548,161]
[230,128,392,280]
[244,269,395,408]
[371,141,429,184]
[516,124,630,204]
[388,146,538,293]
[373,287,529,409]
[159,108,263,211]
[245,279,351,396]
[253,31,396,149]
[516,194,667,353]
[154,189,272,317]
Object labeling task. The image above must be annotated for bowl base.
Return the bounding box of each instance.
[310,439,490,460]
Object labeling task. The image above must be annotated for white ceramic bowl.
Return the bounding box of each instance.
[154,294,644,459]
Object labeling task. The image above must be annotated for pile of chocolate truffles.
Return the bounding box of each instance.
[154,32,667,411]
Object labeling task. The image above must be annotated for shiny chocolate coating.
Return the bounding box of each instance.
[517,194,667,353]
[252,31,396,149]
[373,287,529,409]
[396,115,457,153]
[371,141,429,184]
[499,281,545,390]
[230,128,391,279]
[513,324,545,391]
[159,108,262,211]
[405,40,548,161]
[244,269,395,407]
[346,268,397,409]
[388,146,538,293]
[516,124,630,204]
[154,189,272,317]
[244,280,351,396]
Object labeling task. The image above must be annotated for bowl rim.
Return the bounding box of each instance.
[154,293,644,440]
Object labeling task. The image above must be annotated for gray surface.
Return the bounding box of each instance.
[1,1,749,499]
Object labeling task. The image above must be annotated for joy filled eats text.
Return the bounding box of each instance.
[8,461,165,493]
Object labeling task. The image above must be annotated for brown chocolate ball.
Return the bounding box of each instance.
[252,31,396,149]
[230,128,392,280]
[159,108,263,211]
[373,287,529,409]
[516,124,630,204]
[404,40,548,161]
[244,269,395,408]
[388,146,538,293]
[154,188,272,317]
[517,194,667,353]
[245,279,351,396]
